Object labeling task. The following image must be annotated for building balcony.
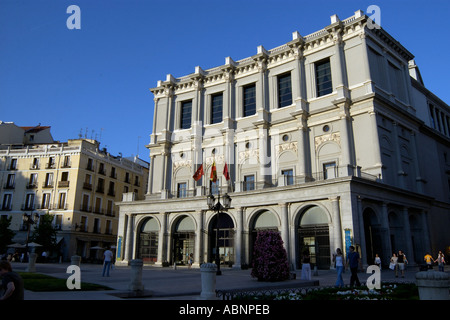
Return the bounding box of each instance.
[4,183,15,189]
[26,183,38,189]
[29,164,40,170]
[150,165,381,200]
[21,204,35,211]
[58,181,70,188]
[80,205,92,213]
[46,163,56,169]
[83,182,93,190]
[42,182,54,188]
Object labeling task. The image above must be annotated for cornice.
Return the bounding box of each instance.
[149,10,415,98]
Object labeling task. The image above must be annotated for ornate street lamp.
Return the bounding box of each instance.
[22,212,39,261]
[207,191,231,275]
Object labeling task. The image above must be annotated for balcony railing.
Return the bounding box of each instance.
[58,181,70,188]
[150,166,381,199]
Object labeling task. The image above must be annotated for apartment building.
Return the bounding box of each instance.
[0,135,148,261]
[117,10,450,269]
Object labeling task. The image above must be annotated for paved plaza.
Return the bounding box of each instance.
[8,261,437,300]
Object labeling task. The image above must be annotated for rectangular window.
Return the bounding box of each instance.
[80,216,87,232]
[42,193,51,209]
[31,158,39,169]
[58,193,66,209]
[278,73,292,108]
[315,59,333,97]
[25,193,35,210]
[429,104,436,129]
[9,159,17,170]
[6,174,15,188]
[94,197,102,214]
[323,162,337,180]
[107,200,114,216]
[243,84,256,117]
[2,194,12,210]
[44,173,54,187]
[243,175,255,191]
[93,218,101,233]
[87,158,94,171]
[63,156,70,168]
[211,93,223,124]
[54,215,62,230]
[180,100,192,129]
[28,173,38,188]
[177,182,187,198]
[281,169,294,185]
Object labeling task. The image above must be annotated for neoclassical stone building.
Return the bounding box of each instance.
[117,10,450,269]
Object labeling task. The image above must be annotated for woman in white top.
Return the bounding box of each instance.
[333,248,344,287]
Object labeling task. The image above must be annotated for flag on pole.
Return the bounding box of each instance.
[210,161,217,182]
[223,162,230,181]
[193,164,204,181]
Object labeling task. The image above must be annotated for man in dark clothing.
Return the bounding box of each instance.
[345,246,363,287]
[0,261,24,300]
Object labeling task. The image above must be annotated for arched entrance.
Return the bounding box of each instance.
[297,206,330,269]
[138,217,159,264]
[363,208,383,266]
[250,210,279,263]
[172,216,195,265]
[208,212,235,266]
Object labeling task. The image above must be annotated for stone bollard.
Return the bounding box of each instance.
[71,255,81,267]
[199,263,217,300]
[128,259,144,291]
[415,270,450,300]
[26,253,37,272]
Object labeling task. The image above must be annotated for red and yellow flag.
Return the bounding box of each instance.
[193,164,204,181]
[210,161,217,182]
[223,162,230,181]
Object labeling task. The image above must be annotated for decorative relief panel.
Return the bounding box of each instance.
[314,132,341,150]
[238,149,260,164]
[275,142,298,157]
[173,160,192,171]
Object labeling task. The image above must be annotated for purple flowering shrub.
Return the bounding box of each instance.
[251,230,290,282]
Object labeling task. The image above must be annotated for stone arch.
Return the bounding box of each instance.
[207,212,235,266]
[136,216,160,264]
[170,215,196,265]
[296,205,331,269]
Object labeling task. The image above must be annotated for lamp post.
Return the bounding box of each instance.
[22,212,39,261]
[207,191,231,275]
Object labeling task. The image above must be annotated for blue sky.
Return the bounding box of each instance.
[1,0,449,160]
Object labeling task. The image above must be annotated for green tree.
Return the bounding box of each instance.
[30,214,57,252]
[0,216,16,253]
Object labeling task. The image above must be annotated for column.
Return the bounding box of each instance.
[162,81,174,136]
[234,207,243,268]
[289,32,307,112]
[147,155,155,195]
[339,106,354,176]
[254,46,269,123]
[149,97,159,145]
[160,149,169,198]
[369,111,382,169]
[279,203,290,264]
[380,202,393,265]
[357,196,368,267]
[156,212,167,266]
[410,131,424,193]
[359,31,374,94]
[125,214,135,262]
[330,20,349,101]
[421,210,431,254]
[330,197,343,253]
[402,207,415,265]
[194,210,203,268]
[392,122,405,189]
[258,125,270,183]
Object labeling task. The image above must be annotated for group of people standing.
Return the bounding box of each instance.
[300,247,448,288]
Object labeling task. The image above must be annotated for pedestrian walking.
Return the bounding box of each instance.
[102,246,114,277]
[300,250,311,280]
[396,250,407,278]
[374,253,382,269]
[332,248,344,287]
[0,261,24,300]
[188,253,193,269]
[389,253,398,274]
[424,252,434,270]
[436,251,445,272]
[345,246,362,287]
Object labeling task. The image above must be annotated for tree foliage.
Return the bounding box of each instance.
[30,214,57,252]
[251,230,290,282]
[0,216,16,253]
